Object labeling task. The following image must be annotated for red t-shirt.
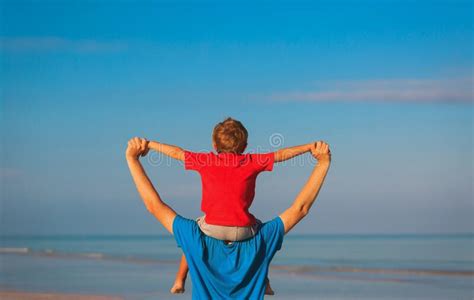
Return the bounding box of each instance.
[184,151,275,226]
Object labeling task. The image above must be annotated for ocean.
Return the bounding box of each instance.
[1,234,473,299]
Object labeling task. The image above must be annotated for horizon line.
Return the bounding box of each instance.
[1,232,473,239]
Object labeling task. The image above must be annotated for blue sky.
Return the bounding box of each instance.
[1,0,472,235]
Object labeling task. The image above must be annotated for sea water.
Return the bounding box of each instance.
[1,234,473,299]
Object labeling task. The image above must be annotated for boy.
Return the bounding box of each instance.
[145,117,315,294]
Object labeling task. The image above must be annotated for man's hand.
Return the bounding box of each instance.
[311,141,331,163]
[126,137,149,160]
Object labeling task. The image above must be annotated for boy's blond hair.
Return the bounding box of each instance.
[212,117,248,154]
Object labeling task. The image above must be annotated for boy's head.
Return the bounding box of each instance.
[212,117,248,154]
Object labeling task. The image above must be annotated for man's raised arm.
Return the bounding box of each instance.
[126,137,177,234]
[279,141,331,234]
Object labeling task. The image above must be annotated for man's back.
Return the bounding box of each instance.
[173,215,285,299]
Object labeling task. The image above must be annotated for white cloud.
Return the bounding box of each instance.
[267,78,473,103]
[0,37,128,53]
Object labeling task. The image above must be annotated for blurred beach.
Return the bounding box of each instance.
[1,234,473,300]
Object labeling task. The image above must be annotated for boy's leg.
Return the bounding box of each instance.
[170,254,189,294]
[265,276,275,296]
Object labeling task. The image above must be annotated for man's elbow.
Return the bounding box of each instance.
[145,204,156,215]
[143,199,160,215]
[293,205,310,220]
[300,206,310,218]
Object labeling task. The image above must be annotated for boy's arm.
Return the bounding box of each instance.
[147,141,185,162]
[126,137,177,234]
[279,141,331,234]
[274,143,313,163]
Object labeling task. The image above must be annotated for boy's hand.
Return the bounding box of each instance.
[126,137,149,160]
[141,140,150,157]
[311,141,331,163]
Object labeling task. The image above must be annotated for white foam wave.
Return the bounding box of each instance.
[0,247,29,253]
[82,253,104,259]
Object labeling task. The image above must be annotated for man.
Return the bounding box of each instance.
[126,137,331,299]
